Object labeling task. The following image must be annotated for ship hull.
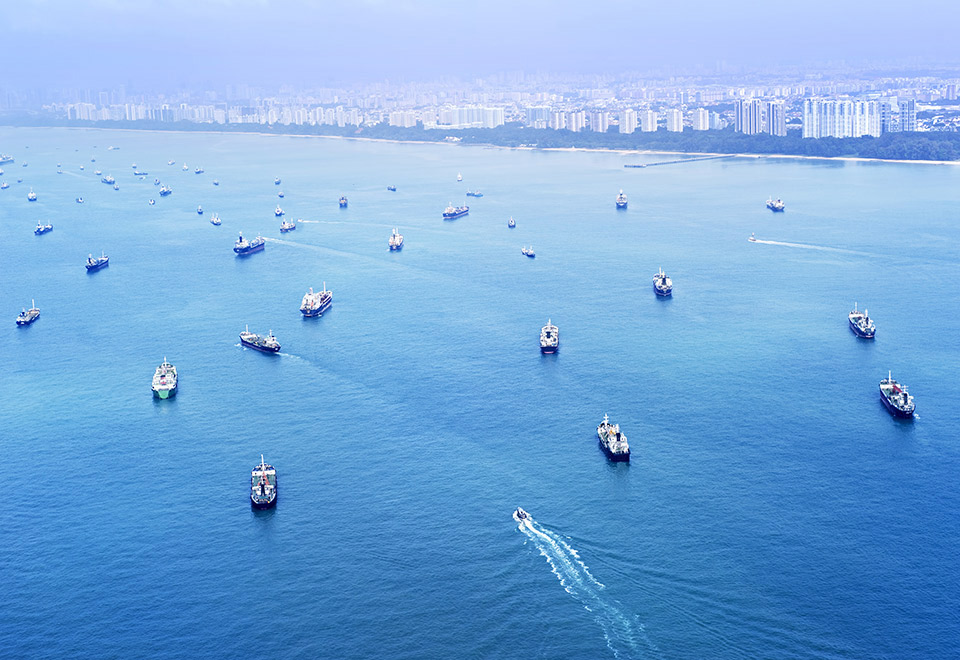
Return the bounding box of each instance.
[616,203,627,209]
[16,315,39,326]
[654,286,672,297]
[442,211,468,220]
[389,243,403,251]
[234,244,265,256]
[849,320,875,338]
[86,261,109,272]
[598,440,630,462]
[241,339,280,353]
[153,386,177,399]
[301,298,332,317]
[540,346,558,354]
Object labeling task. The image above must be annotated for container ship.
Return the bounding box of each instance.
[442,204,469,220]
[597,414,630,461]
[879,372,915,418]
[151,358,178,399]
[539,319,559,354]
[250,456,277,509]
[300,283,332,317]
[240,326,281,353]
[848,303,876,338]
[234,233,265,255]
[653,268,673,296]
[616,190,628,209]
[16,300,40,326]
[388,228,404,250]
[86,252,109,271]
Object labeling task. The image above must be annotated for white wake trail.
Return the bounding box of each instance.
[750,239,877,257]
[518,517,661,659]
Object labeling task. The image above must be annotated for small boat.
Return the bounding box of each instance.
[27,188,37,201]
[0,182,8,190]
[521,246,535,258]
[250,455,277,509]
[79,165,84,170]
[182,163,188,171]
[154,178,160,185]
[168,160,175,166]
[387,185,397,192]
[213,180,219,186]
[95,170,102,176]
[280,219,296,232]
[616,189,628,209]
[278,191,284,198]
[16,300,40,326]
[748,233,757,242]
[653,268,673,296]
[766,197,785,212]
[513,507,529,522]
[274,177,281,185]
[210,213,222,226]
[113,184,119,190]
[34,222,53,235]
[76,197,84,203]
[148,199,155,206]
[194,167,204,174]
[508,217,516,228]
[85,251,109,271]
[466,190,483,197]
[457,172,462,182]
[339,196,348,208]
[197,205,203,215]
[275,205,284,217]
[159,185,172,196]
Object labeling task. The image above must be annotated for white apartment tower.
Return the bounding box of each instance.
[619,109,637,134]
[639,110,658,132]
[692,108,709,131]
[665,109,683,132]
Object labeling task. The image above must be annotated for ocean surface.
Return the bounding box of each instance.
[2,127,959,660]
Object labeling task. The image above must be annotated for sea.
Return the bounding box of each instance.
[2,127,959,660]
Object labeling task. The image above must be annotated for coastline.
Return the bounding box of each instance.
[7,124,960,166]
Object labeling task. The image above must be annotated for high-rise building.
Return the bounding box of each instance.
[566,111,586,132]
[900,99,917,132]
[709,112,725,130]
[665,109,683,132]
[525,106,550,129]
[802,99,819,138]
[619,109,637,134]
[735,99,763,135]
[765,101,786,136]
[590,111,609,133]
[639,110,657,132]
[692,108,709,131]
[946,84,958,101]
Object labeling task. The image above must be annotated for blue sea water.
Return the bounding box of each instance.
[2,127,959,659]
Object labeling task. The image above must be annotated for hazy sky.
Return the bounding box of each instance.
[3,0,959,88]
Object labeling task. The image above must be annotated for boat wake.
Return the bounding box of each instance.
[749,238,877,257]
[518,515,660,659]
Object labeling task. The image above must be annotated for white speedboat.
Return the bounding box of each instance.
[513,507,530,522]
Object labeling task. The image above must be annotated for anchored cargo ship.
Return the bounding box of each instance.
[597,414,630,461]
[848,303,876,338]
[159,185,172,196]
[388,228,404,250]
[300,283,332,317]
[442,204,468,219]
[280,219,296,232]
[86,252,109,271]
[879,371,915,418]
[616,189,627,209]
[240,326,280,353]
[653,268,672,296]
[339,196,348,208]
[16,300,40,326]
[766,197,785,212]
[539,319,559,354]
[151,358,178,399]
[34,222,53,235]
[250,456,277,509]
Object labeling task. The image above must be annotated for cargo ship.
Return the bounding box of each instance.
[101,175,115,185]
[0,154,13,165]
[300,283,332,317]
[34,222,53,235]
[388,228,404,250]
[597,414,630,461]
[848,303,876,338]
[387,185,397,192]
[86,252,109,271]
[539,319,559,354]
[653,268,673,296]
[879,372,915,418]
[16,300,40,326]
[234,233,265,255]
[466,190,483,197]
[766,197,785,212]
[616,190,627,209]
[442,204,468,220]
[240,326,280,353]
[250,455,277,509]
[210,213,221,226]
[521,246,535,258]
[159,185,172,196]
[151,358,178,399]
[339,196,348,208]
[27,188,37,201]
[280,219,296,232]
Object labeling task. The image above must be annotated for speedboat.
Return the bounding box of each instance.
[275,205,284,217]
[748,233,757,242]
[149,199,155,205]
[513,507,529,522]
[274,177,281,185]
[278,191,284,198]
[197,205,203,215]
[76,197,84,203]
[213,180,219,186]
[508,217,516,228]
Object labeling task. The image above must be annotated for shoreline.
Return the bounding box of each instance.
[5,124,960,166]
